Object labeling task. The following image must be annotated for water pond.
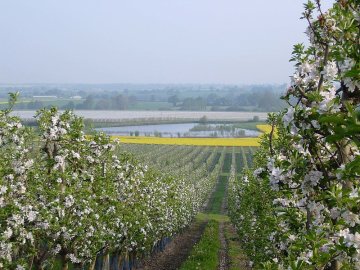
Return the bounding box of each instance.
[96,123,260,138]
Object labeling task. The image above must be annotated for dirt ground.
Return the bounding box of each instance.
[137,221,207,270]
[218,221,229,270]
[218,179,230,270]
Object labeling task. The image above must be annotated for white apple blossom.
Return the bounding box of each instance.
[342,211,360,227]
[321,61,337,80]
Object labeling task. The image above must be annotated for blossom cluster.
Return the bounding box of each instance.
[229,1,359,269]
[0,105,220,269]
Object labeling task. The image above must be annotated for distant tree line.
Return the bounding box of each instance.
[1,84,286,112]
[5,94,136,110]
[75,95,136,110]
[169,89,286,111]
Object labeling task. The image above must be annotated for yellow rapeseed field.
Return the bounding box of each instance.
[111,124,273,146]
[256,124,272,134]
[113,136,261,146]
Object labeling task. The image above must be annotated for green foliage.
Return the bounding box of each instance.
[0,97,221,269]
[228,1,360,268]
[180,220,220,270]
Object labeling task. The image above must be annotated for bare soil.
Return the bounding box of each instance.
[137,221,207,270]
[224,223,251,270]
[218,178,230,270]
[218,222,229,270]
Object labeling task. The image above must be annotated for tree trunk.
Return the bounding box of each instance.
[102,252,110,270]
[339,139,352,190]
[62,262,68,270]
[61,253,68,270]
[328,261,341,270]
[117,253,123,270]
[328,85,359,270]
[88,258,96,270]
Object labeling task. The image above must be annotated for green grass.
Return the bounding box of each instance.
[224,222,249,270]
[0,98,84,109]
[41,100,84,107]
[32,259,77,270]
[128,101,173,110]
[207,175,228,214]
[233,121,266,130]
[196,212,229,222]
[235,153,243,174]
[222,153,232,173]
[179,220,220,270]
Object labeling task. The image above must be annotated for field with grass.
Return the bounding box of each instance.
[127,101,174,110]
[0,97,84,105]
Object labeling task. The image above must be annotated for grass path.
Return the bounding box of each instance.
[218,222,229,270]
[138,221,207,270]
[218,174,230,270]
[218,172,250,270]
[179,220,220,270]
[181,168,249,269]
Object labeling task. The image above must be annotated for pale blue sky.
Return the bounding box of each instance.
[0,0,334,84]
